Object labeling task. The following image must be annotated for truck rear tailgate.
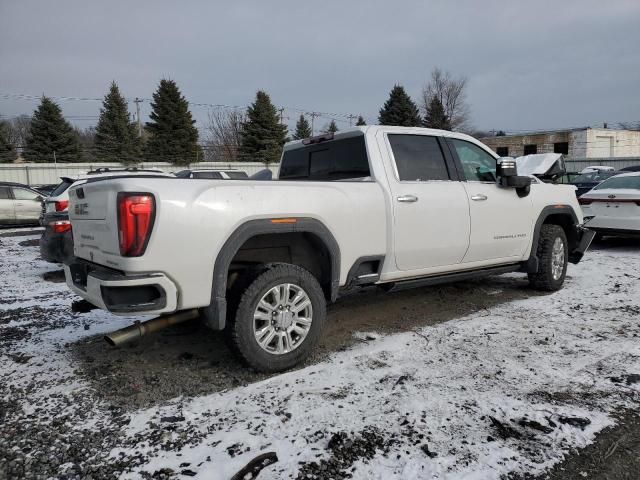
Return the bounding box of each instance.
[68,181,125,265]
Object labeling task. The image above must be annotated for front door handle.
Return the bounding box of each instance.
[471,194,488,201]
[397,195,418,203]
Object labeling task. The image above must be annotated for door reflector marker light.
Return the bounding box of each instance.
[117,193,155,257]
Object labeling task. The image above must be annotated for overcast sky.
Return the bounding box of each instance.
[1,0,639,136]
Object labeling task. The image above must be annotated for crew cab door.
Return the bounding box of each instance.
[0,186,15,224]
[446,138,533,263]
[380,131,470,271]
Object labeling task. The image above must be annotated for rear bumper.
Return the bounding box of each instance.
[40,227,74,264]
[64,260,178,315]
[569,225,596,264]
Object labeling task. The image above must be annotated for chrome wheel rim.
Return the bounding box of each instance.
[253,283,313,355]
[551,237,565,281]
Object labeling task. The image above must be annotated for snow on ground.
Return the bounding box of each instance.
[1,230,639,479]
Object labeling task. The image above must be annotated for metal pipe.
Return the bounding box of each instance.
[104,309,200,346]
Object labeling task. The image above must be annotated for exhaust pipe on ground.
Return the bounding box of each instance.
[104,309,200,347]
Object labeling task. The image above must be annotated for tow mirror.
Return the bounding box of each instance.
[497,157,532,196]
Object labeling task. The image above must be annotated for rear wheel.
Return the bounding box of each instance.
[227,263,326,372]
[528,224,568,291]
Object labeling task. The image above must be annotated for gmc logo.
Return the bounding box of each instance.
[75,203,89,215]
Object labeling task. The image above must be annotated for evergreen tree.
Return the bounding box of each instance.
[378,85,421,127]
[95,81,141,164]
[0,121,15,163]
[145,79,201,165]
[325,119,339,133]
[423,96,451,130]
[355,115,367,126]
[239,90,287,164]
[23,97,81,163]
[496,130,506,136]
[292,114,312,140]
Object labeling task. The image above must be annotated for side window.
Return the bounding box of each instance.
[0,187,11,199]
[449,139,497,182]
[12,188,40,201]
[193,172,223,179]
[388,134,450,182]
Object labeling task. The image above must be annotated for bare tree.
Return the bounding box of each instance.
[617,121,640,131]
[421,68,471,132]
[6,114,32,152]
[205,109,244,162]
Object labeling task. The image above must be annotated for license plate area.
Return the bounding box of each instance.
[69,263,89,290]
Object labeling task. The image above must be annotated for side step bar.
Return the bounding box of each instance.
[382,264,522,293]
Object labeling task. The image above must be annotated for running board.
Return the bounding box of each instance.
[382,264,522,293]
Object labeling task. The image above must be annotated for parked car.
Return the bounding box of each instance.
[619,165,640,172]
[571,170,621,197]
[64,126,593,372]
[174,169,249,179]
[39,168,172,263]
[579,172,640,238]
[0,182,44,226]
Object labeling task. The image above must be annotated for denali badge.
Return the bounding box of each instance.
[75,203,88,215]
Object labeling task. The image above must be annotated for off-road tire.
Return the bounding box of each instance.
[528,224,568,291]
[227,263,326,372]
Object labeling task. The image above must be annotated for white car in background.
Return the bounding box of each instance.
[580,165,615,174]
[579,172,640,237]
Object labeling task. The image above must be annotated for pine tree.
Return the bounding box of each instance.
[95,82,141,164]
[423,96,452,130]
[292,114,312,140]
[378,85,422,127]
[355,116,367,126]
[239,90,287,164]
[325,119,339,133]
[23,97,81,163]
[0,121,15,163]
[145,79,201,165]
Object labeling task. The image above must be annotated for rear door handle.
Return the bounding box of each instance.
[471,194,488,201]
[397,195,418,203]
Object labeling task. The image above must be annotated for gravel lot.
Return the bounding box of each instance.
[1,229,639,479]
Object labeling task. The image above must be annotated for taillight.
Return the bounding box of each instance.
[578,198,592,205]
[55,200,69,212]
[117,193,155,257]
[50,220,71,234]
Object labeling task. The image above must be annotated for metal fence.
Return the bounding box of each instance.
[564,157,640,172]
[0,162,278,186]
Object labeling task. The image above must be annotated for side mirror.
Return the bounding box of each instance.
[497,157,532,197]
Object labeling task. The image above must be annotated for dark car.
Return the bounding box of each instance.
[571,170,621,197]
[619,165,640,172]
[40,211,74,263]
[174,169,249,179]
[0,182,45,226]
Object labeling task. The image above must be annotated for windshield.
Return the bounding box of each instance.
[573,171,617,183]
[594,175,640,190]
[49,179,73,197]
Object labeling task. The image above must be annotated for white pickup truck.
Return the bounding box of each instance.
[65,126,594,372]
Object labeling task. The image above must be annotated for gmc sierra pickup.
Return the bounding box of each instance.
[65,126,594,372]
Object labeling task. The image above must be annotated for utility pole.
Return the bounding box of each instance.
[309,112,320,136]
[347,114,357,127]
[278,107,285,125]
[134,98,143,137]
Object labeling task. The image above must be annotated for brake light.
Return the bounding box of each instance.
[578,198,592,205]
[117,193,155,257]
[55,200,69,212]
[50,220,71,234]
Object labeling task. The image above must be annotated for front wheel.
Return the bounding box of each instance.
[227,264,326,372]
[528,224,568,291]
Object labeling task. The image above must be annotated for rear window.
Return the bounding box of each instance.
[50,179,73,197]
[192,171,223,179]
[573,171,618,183]
[594,176,640,190]
[225,171,249,179]
[279,135,370,181]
